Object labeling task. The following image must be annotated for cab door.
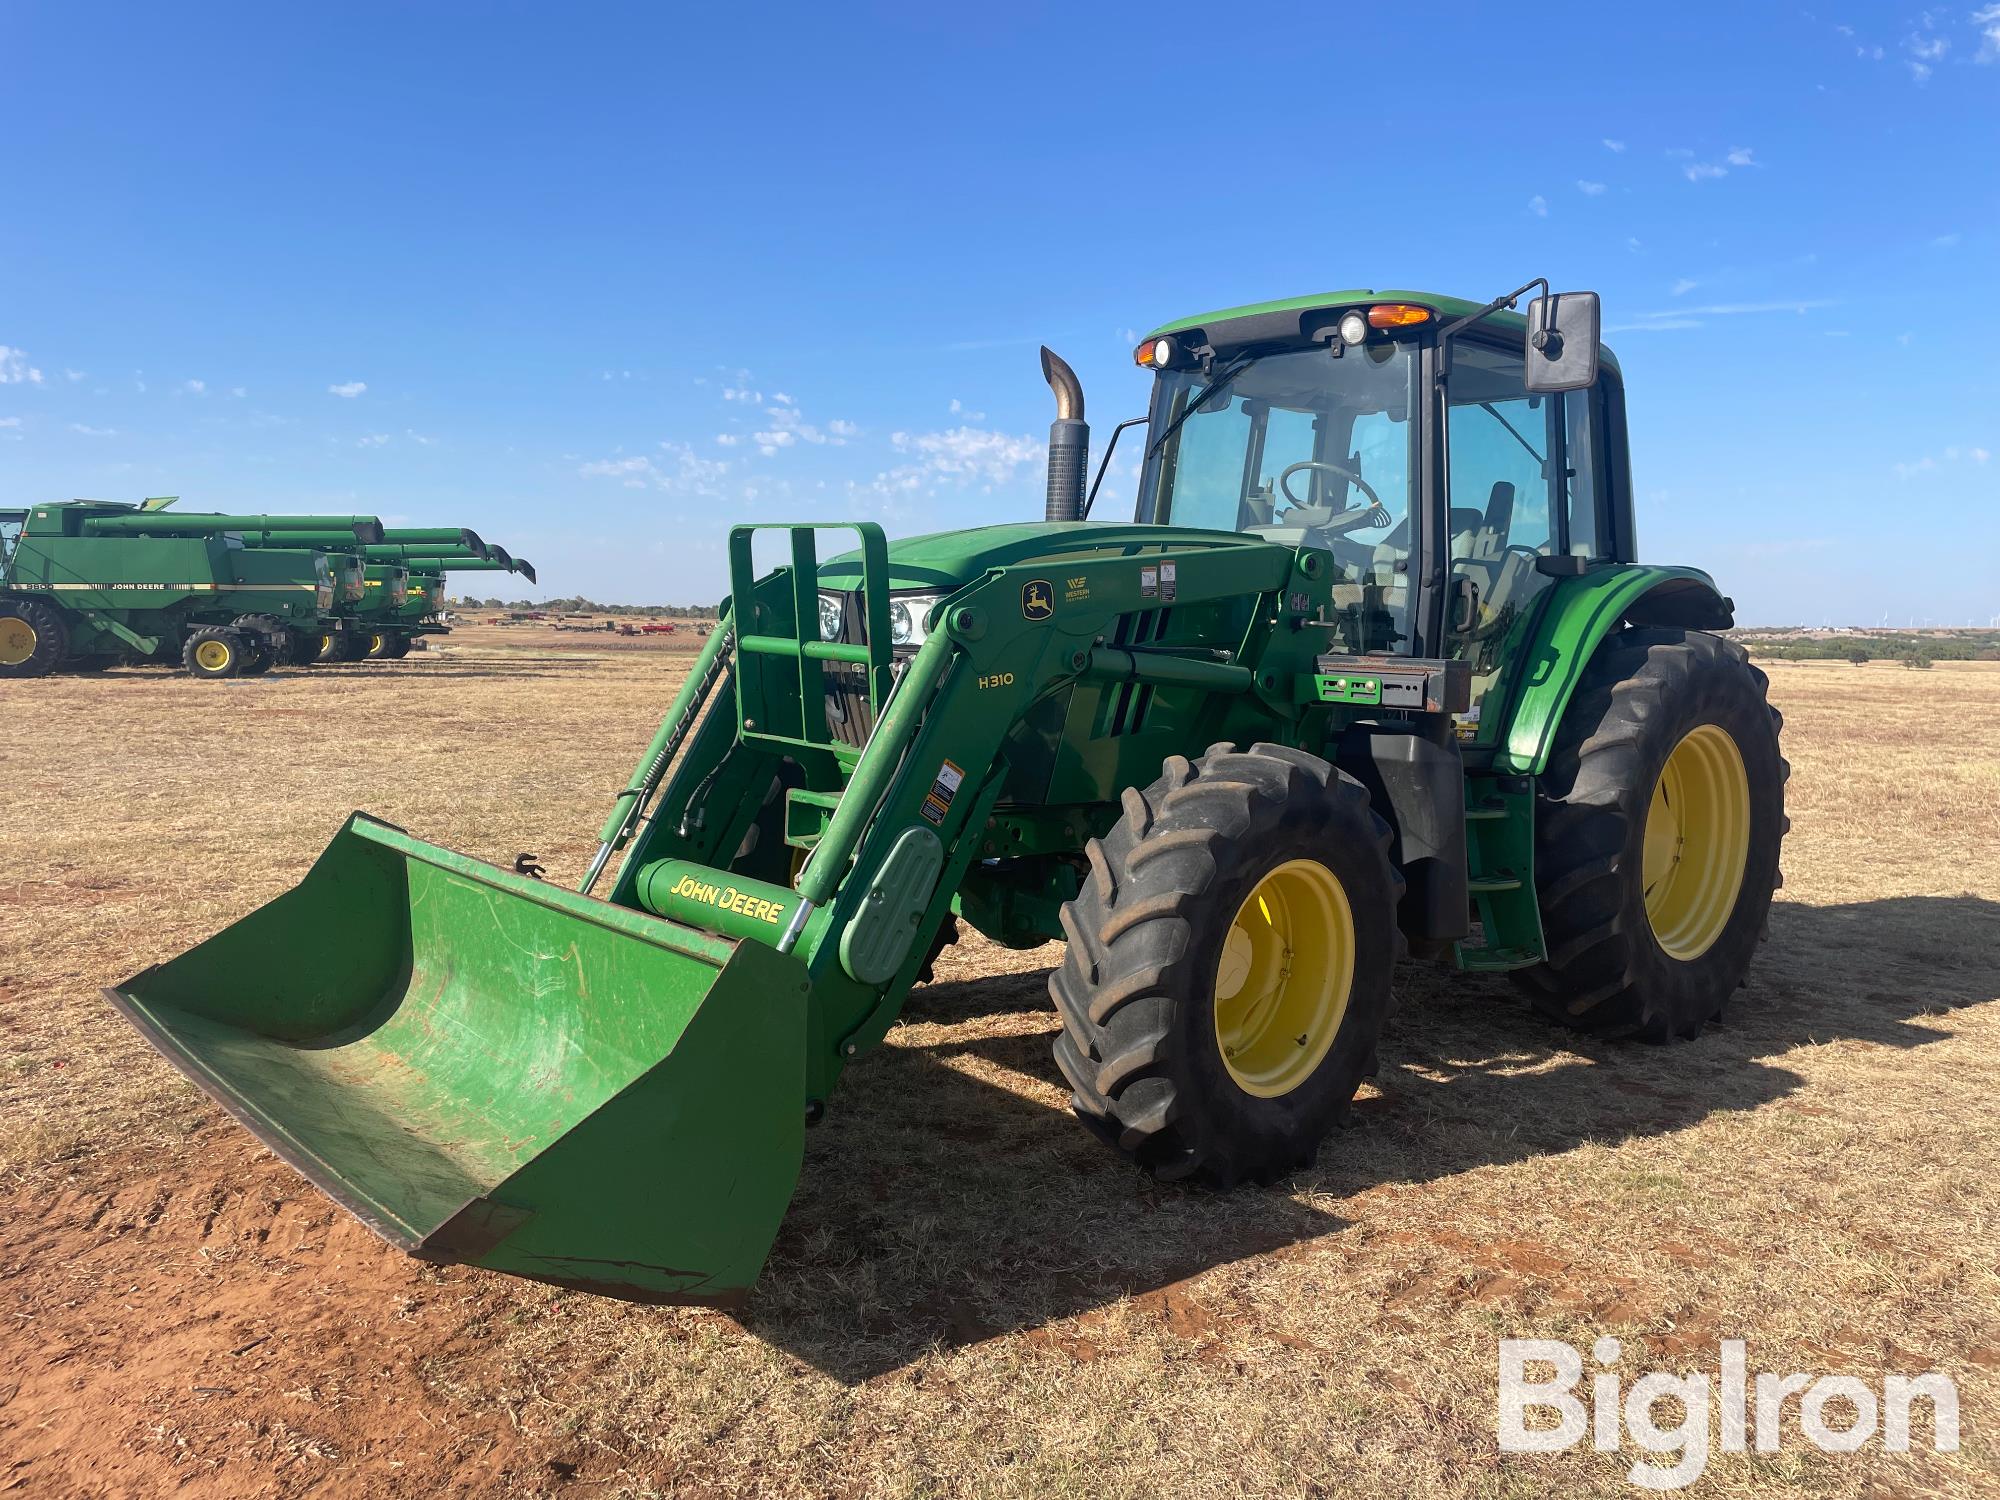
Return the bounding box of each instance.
[1440,336,1607,743]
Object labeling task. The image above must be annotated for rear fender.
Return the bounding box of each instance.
[1492,565,1732,777]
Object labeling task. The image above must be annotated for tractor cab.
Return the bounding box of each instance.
[1123,285,1626,745]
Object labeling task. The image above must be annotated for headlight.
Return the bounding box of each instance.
[888,591,944,646]
[817,591,844,642]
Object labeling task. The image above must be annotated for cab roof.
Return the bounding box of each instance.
[1145,288,1622,377]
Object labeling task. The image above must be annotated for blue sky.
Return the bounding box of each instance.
[3,2,1997,624]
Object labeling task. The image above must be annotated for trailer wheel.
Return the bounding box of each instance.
[1051,742,1403,1186]
[329,632,370,664]
[0,599,69,679]
[182,628,249,680]
[383,634,412,659]
[1516,626,1787,1041]
[364,631,393,659]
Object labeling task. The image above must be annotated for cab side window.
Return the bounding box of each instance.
[1563,384,1606,559]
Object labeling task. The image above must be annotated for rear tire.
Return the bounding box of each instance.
[1516,626,1787,1041]
[182,628,249,680]
[329,631,370,663]
[1051,742,1403,1185]
[0,599,69,678]
[364,631,394,659]
[384,634,412,659]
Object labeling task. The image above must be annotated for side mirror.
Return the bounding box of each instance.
[1523,290,1600,393]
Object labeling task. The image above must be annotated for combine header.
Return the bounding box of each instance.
[108,281,1787,1304]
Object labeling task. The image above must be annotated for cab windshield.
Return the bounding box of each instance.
[1138,341,1419,651]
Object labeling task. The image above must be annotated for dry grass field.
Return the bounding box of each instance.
[2,630,1996,1499]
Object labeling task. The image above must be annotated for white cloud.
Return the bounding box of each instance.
[229,386,247,398]
[826,418,859,438]
[328,380,367,398]
[888,425,1042,487]
[716,432,742,446]
[1528,194,1548,217]
[1670,278,1699,295]
[0,346,45,384]
[1725,146,1756,167]
[948,398,988,420]
[578,442,731,496]
[751,428,797,455]
[1576,179,1607,196]
[0,416,20,427]
[69,422,116,436]
[64,368,85,383]
[1907,59,1934,81]
[357,433,390,447]
[1932,232,1962,248]
[1979,4,2000,60]
[181,378,206,395]
[771,392,795,406]
[1602,138,1626,152]
[1907,33,1950,60]
[1626,236,1643,252]
[722,386,761,403]
[1973,447,1992,464]
[405,429,436,446]
[1684,161,1729,182]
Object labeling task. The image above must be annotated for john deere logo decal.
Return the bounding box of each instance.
[1021,579,1054,620]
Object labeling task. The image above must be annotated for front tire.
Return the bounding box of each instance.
[0,599,69,679]
[1051,742,1403,1185]
[182,628,249,680]
[1518,626,1787,1041]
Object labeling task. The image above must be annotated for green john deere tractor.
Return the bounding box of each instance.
[108,280,1786,1305]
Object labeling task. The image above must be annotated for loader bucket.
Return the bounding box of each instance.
[106,814,809,1304]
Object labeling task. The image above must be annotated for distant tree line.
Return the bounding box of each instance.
[449,594,718,618]
[1738,630,2000,666]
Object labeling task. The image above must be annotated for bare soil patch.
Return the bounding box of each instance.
[2,637,1996,1497]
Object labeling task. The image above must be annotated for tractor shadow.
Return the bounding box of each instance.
[742,894,2000,1383]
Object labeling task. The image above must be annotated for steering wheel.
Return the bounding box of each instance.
[1277,461,1391,534]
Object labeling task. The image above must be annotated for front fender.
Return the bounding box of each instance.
[1493,564,1733,776]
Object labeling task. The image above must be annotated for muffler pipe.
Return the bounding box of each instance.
[1040,346,1088,523]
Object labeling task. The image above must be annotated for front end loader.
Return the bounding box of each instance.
[108,281,1786,1304]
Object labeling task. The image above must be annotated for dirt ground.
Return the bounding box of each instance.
[2,632,1995,1498]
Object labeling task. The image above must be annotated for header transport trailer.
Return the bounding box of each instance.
[105,279,1787,1305]
[1,500,381,678]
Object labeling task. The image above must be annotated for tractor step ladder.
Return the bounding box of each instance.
[1454,780,1547,971]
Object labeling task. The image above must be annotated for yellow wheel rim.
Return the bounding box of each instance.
[1643,724,1751,960]
[0,617,36,666]
[1213,857,1354,1098]
[370,634,385,654]
[317,634,336,659]
[194,639,233,672]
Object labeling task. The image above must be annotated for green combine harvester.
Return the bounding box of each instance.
[108,281,1787,1305]
[370,543,538,656]
[235,528,535,659]
[1,500,382,677]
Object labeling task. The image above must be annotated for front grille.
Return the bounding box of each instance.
[820,588,913,748]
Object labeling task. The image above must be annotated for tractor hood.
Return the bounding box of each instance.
[816,522,1283,593]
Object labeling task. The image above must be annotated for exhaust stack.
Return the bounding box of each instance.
[1039,347,1088,524]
